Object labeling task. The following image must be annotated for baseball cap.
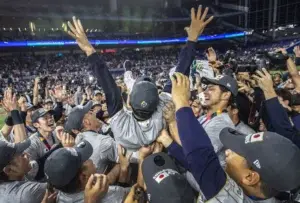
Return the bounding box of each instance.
[26,103,37,111]
[64,101,93,133]
[44,99,53,104]
[129,76,159,118]
[201,75,238,96]
[93,90,102,97]
[291,94,300,106]
[44,140,93,188]
[31,108,55,123]
[142,152,195,203]
[220,128,300,191]
[0,139,31,171]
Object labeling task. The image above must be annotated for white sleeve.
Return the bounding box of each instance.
[124,71,135,93]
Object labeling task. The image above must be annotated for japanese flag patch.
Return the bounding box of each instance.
[153,169,178,184]
[245,132,264,144]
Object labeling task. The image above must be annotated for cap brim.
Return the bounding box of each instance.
[14,139,31,155]
[75,140,93,163]
[219,127,248,157]
[82,101,93,114]
[201,77,222,86]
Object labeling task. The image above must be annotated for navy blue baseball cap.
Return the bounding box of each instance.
[130,76,159,119]
[142,152,195,203]
[220,128,300,191]
[44,140,93,188]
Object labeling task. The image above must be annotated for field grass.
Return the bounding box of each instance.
[0,108,7,128]
[0,115,5,128]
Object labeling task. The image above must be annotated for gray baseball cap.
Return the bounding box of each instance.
[64,101,93,133]
[0,139,31,171]
[220,128,300,191]
[201,75,238,96]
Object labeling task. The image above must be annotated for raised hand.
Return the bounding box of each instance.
[206,47,217,62]
[185,6,214,42]
[84,174,109,203]
[156,129,173,148]
[252,68,276,99]
[53,85,67,102]
[67,16,95,56]
[294,46,300,57]
[56,130,75,148]
[163,101,176,124]
[41,189,58,203]
[171,73,191,110]
[237,81,253,94]
[117,145,133,171]
[138,144,155,160]
[3,88,17,112]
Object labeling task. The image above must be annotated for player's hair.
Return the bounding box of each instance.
[220,85,234,106]
[0,171,9,182]
[247,162,279,198]
[260,181,280,198]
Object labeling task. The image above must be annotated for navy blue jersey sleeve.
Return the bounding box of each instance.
[176,107,226,200]
[163,41,196,93]
[88,53,123,117]
[167,141,189,169]
[264,97,300,148]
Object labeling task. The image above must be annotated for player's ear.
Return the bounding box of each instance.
[242,170,260,186]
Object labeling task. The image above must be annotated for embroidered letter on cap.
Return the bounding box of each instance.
[253,159,261,169]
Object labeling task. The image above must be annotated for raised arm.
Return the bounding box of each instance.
[3,89,27,143]
[171,72,226,200]
[163,6,213,93]
[66,17,123,116]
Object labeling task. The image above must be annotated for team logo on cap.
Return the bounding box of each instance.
[245,132,264,144]
[141,101,148,108]
[226,83,231,87]
[153,169,178,184]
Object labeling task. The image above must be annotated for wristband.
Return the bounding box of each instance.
[11,110,23,125]
[5,116,13,126]
[295,57,300,66]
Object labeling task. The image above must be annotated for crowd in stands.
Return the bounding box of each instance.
[0,6,300,203]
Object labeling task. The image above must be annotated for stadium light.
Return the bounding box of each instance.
[86,29,89,32]
[10,28,12,31]
[18,28,21,32]
[3,28,6,31]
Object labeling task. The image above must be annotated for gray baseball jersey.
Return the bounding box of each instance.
[197,176,281,203]
[236,121,256,135]
[56,186,130,203]
[75,131,118,173]
[198,113,236,166]
[25,132,59,161]
[109,92,171,151]
[0,181,46,203]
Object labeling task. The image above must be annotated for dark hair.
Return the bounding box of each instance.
[260,181,280,198]
[0,171,9,182]
[247,162,279,198]
[276,89,292,104]
[219,86,234,106]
